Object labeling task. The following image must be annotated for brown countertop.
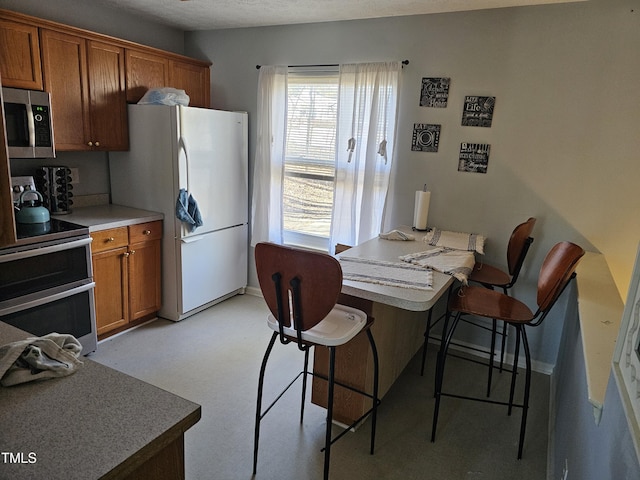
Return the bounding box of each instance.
[0,321,200,479]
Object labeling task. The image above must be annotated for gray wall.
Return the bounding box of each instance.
[186,0,639,369]
[553,285,640,479]
[0,0,184,52]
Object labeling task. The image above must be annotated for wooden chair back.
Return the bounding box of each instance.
[536,241,585,314]
[506,217,537,277]
[255,242,342,331]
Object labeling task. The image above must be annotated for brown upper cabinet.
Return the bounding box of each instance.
[125,49,210,108]
[0,9,211,149]
[0,18,43,90]
[168,59,210,108]
[40,29,129,151]
[125,49,169,104]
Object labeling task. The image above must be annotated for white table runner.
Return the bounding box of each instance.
[339,256,434,291]
[399,247,475,284]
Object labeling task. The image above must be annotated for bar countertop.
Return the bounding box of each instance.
[0,322,201,479]
[338,226,455,312]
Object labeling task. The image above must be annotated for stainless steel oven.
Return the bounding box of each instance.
[0,222,97,355]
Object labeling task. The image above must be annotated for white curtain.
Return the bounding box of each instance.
[330,61,401,249]
[250,65,288,246]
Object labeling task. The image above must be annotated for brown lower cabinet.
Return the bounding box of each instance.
[91,220,162,337]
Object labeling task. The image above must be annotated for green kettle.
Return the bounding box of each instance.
[15,190,51,224]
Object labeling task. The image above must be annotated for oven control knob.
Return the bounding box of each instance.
[13,185,24,193]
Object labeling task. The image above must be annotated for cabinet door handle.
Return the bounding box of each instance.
[95,141,100,147]
[123,252,130,257]
[107,237,115,242]
[129,250,136,255]
[88,141,93,147]
[143,230,151,235]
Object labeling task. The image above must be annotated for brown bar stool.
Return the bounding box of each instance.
[431,241,584,459]
[253,242,380,480]
[420,217,537,395]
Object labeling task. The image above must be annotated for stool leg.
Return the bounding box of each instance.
[301,347,310,423]
[431,310,460,442]
[487,318,497,397]
[508,325,521,416]
[366,329,380,454]
[324,346,337,480]
[499,322,508,372]
[253,332,278,474]
[420,308,434,376]
[517,327,532,460]
[499,287,509,372]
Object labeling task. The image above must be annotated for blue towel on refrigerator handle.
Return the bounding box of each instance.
[175,188,203,232]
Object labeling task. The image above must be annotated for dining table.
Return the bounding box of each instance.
[310,226,474,425]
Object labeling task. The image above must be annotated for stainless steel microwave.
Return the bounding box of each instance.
[1,87,55,158]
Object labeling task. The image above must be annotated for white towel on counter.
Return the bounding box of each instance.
[400,247,475,284]
[422,228,485,254]
[339,256,433,290]
[379,229,415,241]
[0,333,83,387]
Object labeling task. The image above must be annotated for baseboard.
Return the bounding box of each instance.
[245,285,263,297]
[429,336,554,375]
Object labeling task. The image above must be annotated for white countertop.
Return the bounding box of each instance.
[54,204,163,232]
[337,226,455,311]
[575,251,624,422]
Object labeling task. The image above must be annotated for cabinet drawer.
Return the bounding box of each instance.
[129,221,162,244]
[91,227,129,253]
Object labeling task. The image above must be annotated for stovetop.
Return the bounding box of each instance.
[8,217,89,250]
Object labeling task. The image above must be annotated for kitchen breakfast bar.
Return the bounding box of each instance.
[311,228,457,424]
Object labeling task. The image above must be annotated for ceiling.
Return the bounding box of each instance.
[92,0,586,31]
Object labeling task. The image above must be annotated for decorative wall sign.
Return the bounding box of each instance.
[458,143,490,173]
[420,77,450,108]
[461,96,495,127]
[613,242,640,461]
[411,124,441,152]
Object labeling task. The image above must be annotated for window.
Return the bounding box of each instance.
[282,68,339,250]
[250,62,400,251]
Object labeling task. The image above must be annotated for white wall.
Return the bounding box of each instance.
[186,0,640,366]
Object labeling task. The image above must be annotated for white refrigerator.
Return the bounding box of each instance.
[109,104,248,321]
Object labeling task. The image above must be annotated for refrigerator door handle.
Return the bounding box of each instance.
[178,106,192,193]
[178,135,192,192]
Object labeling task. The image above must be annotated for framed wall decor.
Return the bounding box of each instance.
[462,95,495,127]
[420,77,450,108]
[613,242,640,461]
[458,143,490,173]
[411,123,441,152]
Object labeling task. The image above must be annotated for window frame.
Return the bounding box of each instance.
[282,66,339,252]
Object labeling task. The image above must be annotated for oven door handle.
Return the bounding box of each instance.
[0,237,93,264]
[0,281,95,316]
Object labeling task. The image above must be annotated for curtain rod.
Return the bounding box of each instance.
[255,60,409,69]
